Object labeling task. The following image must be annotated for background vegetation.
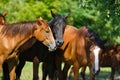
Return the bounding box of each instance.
[0,0,120,44]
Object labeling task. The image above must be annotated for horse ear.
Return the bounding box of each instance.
[2,11,8,16]
[39,17,43,20]
[65,13,70,19]
[37,17,43,25]
[51,10,56,18]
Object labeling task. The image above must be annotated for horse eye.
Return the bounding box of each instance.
[45,30,49,33]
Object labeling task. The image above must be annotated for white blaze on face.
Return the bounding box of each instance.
[93,46,101,73]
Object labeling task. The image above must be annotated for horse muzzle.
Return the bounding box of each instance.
[56,40,64,47]
[92,67,100,75]
[48,42,56,51]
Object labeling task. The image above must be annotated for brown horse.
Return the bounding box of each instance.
[42,25,105,80]
[0,11,8,24]
[0,17,56,80]
[100,44,120,80]
[76,44,120,80]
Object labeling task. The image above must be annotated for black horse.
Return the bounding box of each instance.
[2,11,68,80]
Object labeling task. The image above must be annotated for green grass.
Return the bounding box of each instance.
[0,63,120,80]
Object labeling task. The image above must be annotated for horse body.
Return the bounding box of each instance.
[0,24,34,59]
[0,18,56,80]
[100,45,120,80]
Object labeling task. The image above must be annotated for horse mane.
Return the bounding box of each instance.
[79,26,106,49]
[1,20,38,37]
[77,26,89,37]
[48,14,66,28]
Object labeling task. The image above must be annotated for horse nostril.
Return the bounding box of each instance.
[60,41,64,45]
[56,40,64,47]
[92,67,100,75]
[95,69,100,75]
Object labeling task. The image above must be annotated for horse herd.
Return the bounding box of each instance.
[0,11,119,80]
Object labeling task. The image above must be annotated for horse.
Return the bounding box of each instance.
[42,25,105,80]
[0,11,8,24]
[8,11,68,80]
[100,44,120,80]
[0,17,56,80]
[75,44,120,80]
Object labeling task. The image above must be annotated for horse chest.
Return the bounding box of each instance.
[63,52,72,62]
[79,57,88,66]
[63,46,75,62]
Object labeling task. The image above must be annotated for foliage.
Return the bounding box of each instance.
[0,0,119,44]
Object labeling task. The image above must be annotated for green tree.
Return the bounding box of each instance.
[0,0,119,44]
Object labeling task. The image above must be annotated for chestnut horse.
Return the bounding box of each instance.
[11,11,68,80]
[0,17,56,80]
[75,44,120,80]
[42,25,105,80]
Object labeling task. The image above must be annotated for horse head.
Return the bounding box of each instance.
[34,17,56,51]
[85,26,105,75]
[49,10,69,47]
[0,11,8,24]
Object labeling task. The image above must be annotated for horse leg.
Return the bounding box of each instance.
[89,66,95,80]
[15,60,26,80]
[10,66,16,80]
[47,56,56,80]
[42,58,55,80]
[48,64,55,80]
[2,62,10,80]
[33,56,40,80]
[62,63,71,80]
[89,72,95,80]
[73,62,79,80]
[42,62,48,80]
[55,59,63,80]
[110,67,115,80]
[80,66,87,80]
[7,57,18,80]
[0,55,5,72]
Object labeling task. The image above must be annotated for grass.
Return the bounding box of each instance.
[68,67,120,80]
[0,62,120,80]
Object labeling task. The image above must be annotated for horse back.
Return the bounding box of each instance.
[100,45,120,67]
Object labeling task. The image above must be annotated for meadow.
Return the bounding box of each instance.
[0,62,119,80]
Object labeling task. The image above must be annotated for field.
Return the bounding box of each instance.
[0,62,120,80]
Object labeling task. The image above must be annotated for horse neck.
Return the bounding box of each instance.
[18,37,37,53]
[7,34,34,59]
[4,23,35,53]
[60,25,78,50]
